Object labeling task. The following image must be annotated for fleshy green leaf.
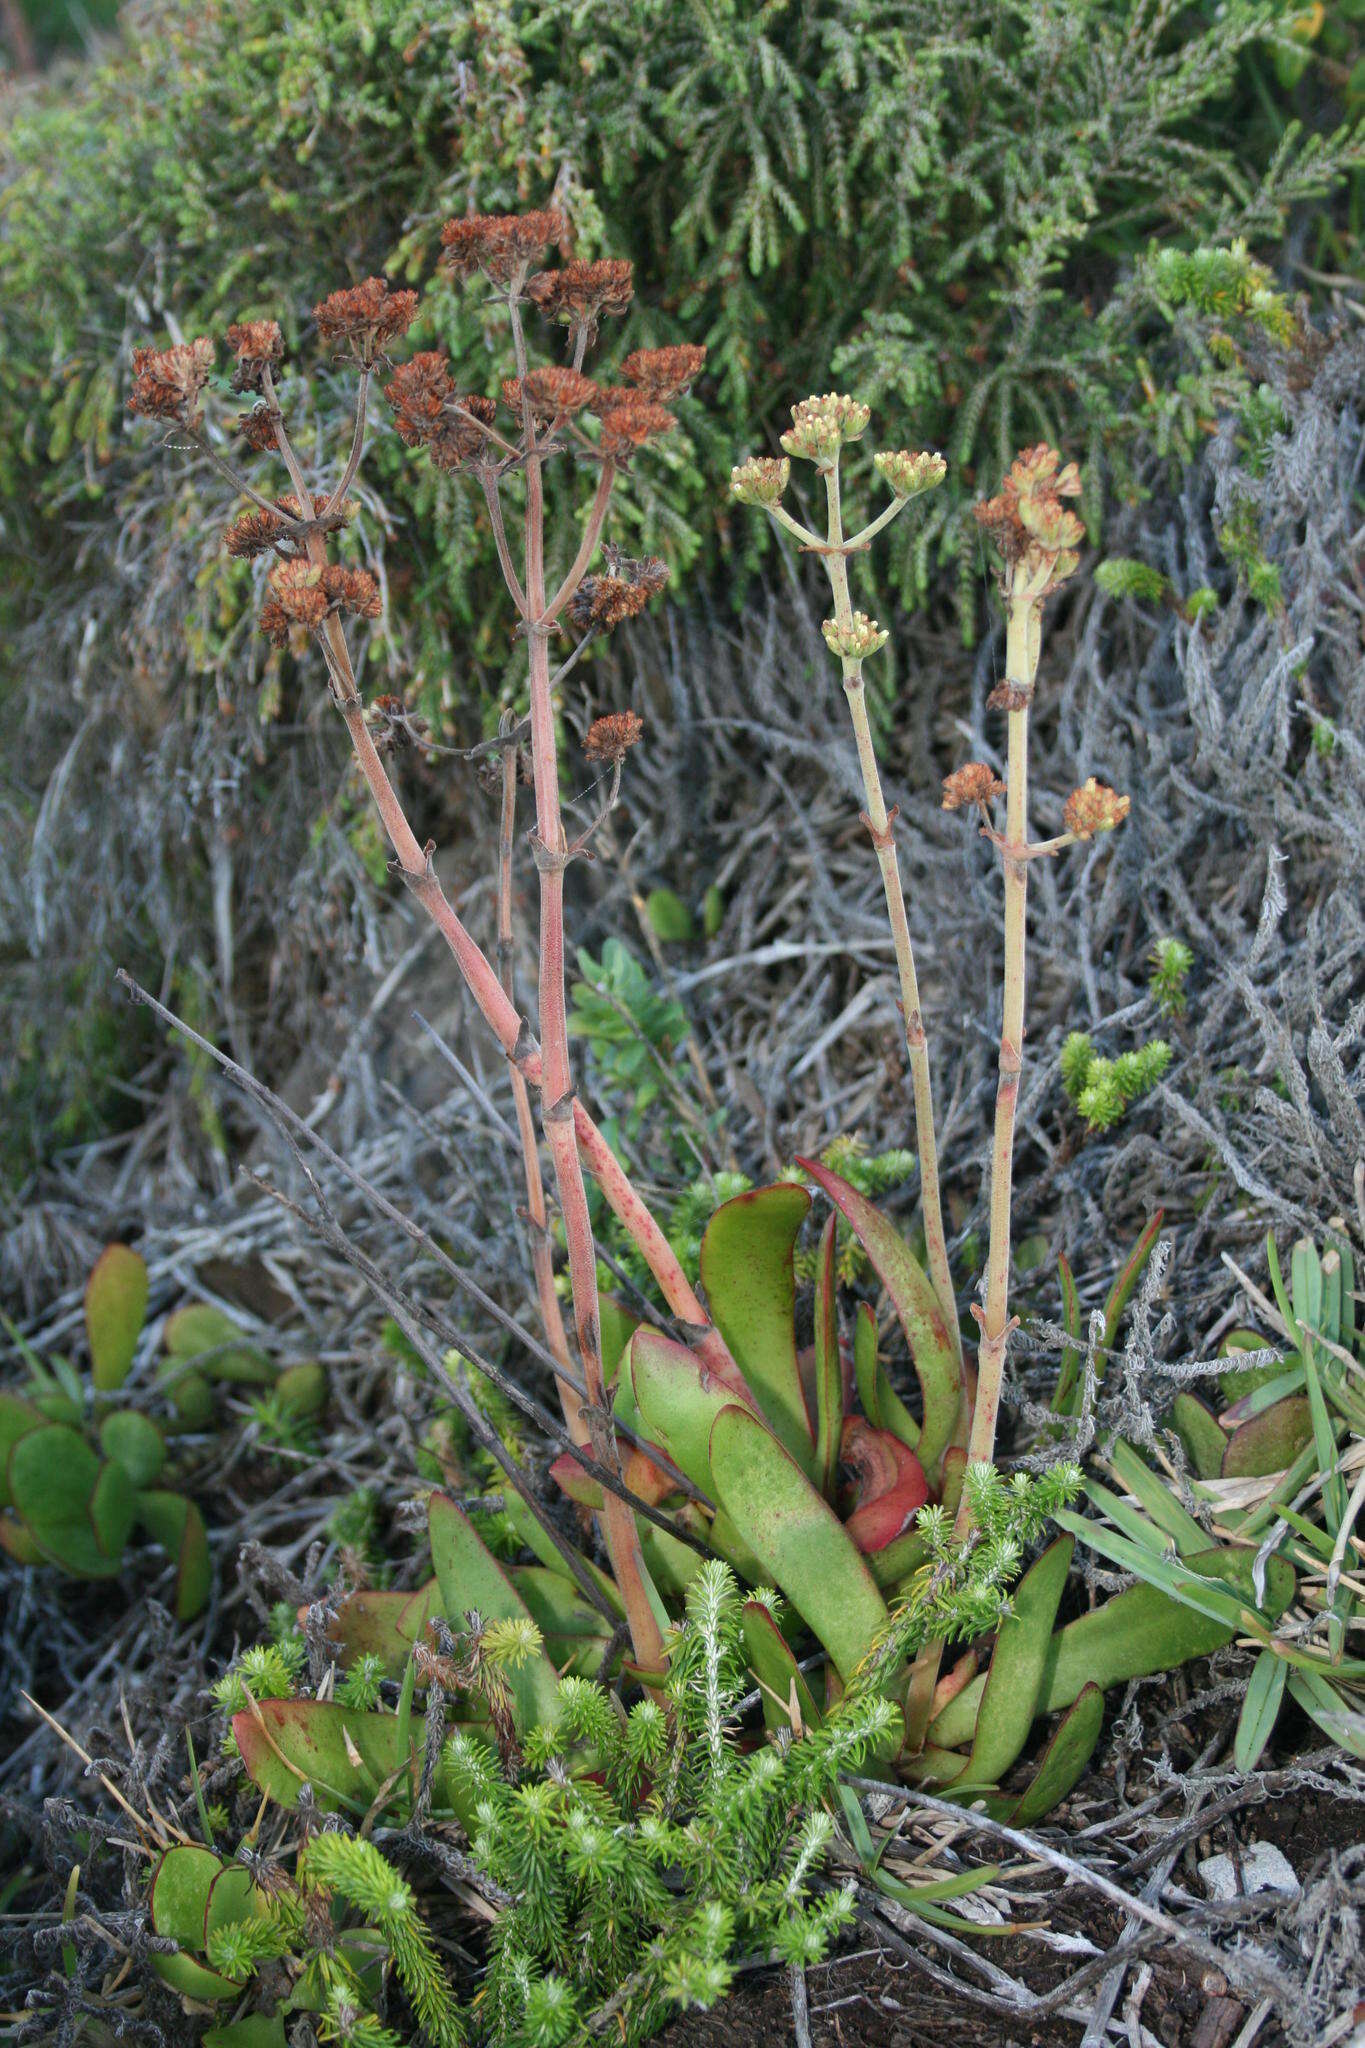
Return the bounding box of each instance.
[708,1401,887,1681]
[699,1184,815,1468]
[85,1245,148,1393]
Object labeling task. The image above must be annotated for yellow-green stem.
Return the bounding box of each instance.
[961,587,1038,1494]
[821,466,962,1382]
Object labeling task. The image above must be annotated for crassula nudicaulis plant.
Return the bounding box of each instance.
[128,216,1298,1918]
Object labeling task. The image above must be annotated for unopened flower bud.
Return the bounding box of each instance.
[1064,779,1130,838]
[780,392,871,464]
[874,449,946,499]
[729,456,790,507]
[821,612,888,661]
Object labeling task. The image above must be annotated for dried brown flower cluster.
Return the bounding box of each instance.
[584,710,645,763]
[225,320,284,394]
[569,578,652,632]
[1063,778,1130,838]
[238,405,279,453]
[313,278,418,360]
[973,444,1084,595]
[941,763,1006,811]
[570,550,669,632]
[502,367,602,418]
[385,355,497,469]
[258,559,381,647]
[526,258,634,327]
[598,399,676,459]
[439,210,565,283]
[224,496,301,560]
[127,340,216,424]
[618,345,707,402]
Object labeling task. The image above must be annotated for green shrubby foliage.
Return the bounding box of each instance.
[4,0,1363,699]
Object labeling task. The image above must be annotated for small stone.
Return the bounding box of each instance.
[1197,1842,1299,1901]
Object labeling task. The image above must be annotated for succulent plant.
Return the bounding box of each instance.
[227,1180,1299,1828]
[0,1245,326,1618]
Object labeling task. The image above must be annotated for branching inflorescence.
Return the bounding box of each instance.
[129,224,714,1674]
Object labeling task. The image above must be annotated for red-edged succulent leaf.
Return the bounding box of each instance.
[799,1159,961,1476]
[812,1212,843,1499]
[627,1325,761,1498]
[232,1697,480,1827]
[698,1183,816,1469]
[840,1418,929,1553]
[548,1441,676,1512]
[427,1493,562,1728]
[321,1581,442,1674]
[708,1401,888,1680]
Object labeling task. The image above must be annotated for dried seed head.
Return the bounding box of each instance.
[439,209,565,283]
[267,558,328,632]
[941,763,1006,811]
[1063,779,1130,838]
[619,344,707,401]
[386,355,496,468]
[568,576,653,631]
[874,448,947,500]
[780,392,871,464]
[525,258,635,328]
[596,398,676,458]
[974,444,1085,595]
[320,564,382,619]
[508,366,602,417]
[313,277,419,361]
[224,504,294,559]
[128,339,215,424]
[600,545,669,596]
[730,456,790,507]
[386,351,455,441]
[821,612,888,661]
[238,404,279,452]
[584,710,645,763]
[257,600,292,648]
[225,319,284,393]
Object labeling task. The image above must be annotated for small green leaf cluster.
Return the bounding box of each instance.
[1148,937,1194,1018]
[1060,1032,1172,1131]
[855,1463,1083,1691]
[569,941,692,1146]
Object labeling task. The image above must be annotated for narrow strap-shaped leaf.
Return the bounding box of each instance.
[1106,1441,1208,1557]
[1006,1683,1104,1826]
[955,1536,1073,1789]
[1233,1648,1288,1772]
[798,1159,960,1474]
[812,1211,842,1498]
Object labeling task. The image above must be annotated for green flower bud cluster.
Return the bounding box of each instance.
[821,612,888,660]
[873,448,946,499]
[729,455,790,506]
[780,391,870,463]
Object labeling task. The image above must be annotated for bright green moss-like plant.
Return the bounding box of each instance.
[1060,1030,1172,1132]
